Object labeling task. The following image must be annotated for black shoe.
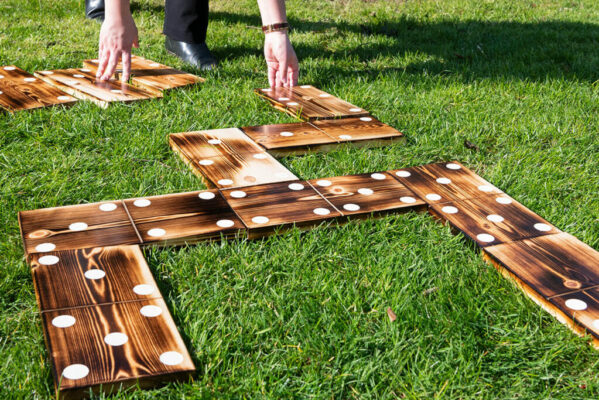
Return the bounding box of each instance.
[85,0,105,20]
[165,37,218,71]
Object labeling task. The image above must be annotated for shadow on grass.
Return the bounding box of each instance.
[209,11,599,84]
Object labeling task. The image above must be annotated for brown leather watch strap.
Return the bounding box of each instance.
[262,22,290,33]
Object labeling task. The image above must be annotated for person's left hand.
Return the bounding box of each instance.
[264,31,299,87]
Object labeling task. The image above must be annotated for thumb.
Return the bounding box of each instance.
[133,36,139,48]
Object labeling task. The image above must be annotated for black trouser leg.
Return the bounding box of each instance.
[163,0,209,44]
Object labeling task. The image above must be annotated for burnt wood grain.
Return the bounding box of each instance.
[241,121,339,156]
[42,298,195,398]
[220,181,343,237]
[255,85,369,120]
[35,69,159,108]
[312,117,404,146]
[0,66,77,112]
[390,161,503,204]
[30,245,160,311]
[429,193,559,247]
[123,190,246,244]
[19,201,141,257]
[308,172,425,217]
[83,56,203,93]
[484,232,599,299]
[169,128,266,160]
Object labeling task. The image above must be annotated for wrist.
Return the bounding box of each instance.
[262,22,289,34]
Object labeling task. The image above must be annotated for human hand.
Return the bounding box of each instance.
[96,13,138,82]
[264,31,298,87]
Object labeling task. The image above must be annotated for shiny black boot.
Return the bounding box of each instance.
[85,0,105,21]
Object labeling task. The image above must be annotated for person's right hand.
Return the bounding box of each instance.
[96,13,138,82]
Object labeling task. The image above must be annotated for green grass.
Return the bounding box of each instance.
[2,0,599,398]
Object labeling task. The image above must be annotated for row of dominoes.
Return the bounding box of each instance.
[0,56,202,112]
[19,160,599,397]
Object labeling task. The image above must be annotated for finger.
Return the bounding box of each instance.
[101,50,120,81]
[133,36,139,48]
[279,57,288,87]
[267,64,277,88]
[121,51,131,82]
[96,48,110,79]
[275,68,284,88]
[288,65,298,87]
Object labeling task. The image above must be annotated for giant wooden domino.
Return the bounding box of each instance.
[18,86,599,398]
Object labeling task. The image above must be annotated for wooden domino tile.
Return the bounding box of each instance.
[390,161,503,204]
[308,172,425,217]
[429,193,559,247]
[83,56,203,93]
[170,128,266,161]
[19,200,141,257]
[255,85,369,120]
[484,232,599,299]
[241,121,339,156]
[312,117,404,147]
[30,245,160,311]
[0,66,77,112]
[220,181,343,238]
[35,68,159,108]
[122,190,246,245]
[42,298,195,398]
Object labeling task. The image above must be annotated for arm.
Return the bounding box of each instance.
[96,0,138,82]
[257,0,299,87]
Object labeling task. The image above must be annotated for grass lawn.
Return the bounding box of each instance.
[2,0,599,398]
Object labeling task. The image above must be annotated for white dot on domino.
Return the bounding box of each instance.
[198,191,215,200]
[287,102,299,106]
[252,216,270,224]
[487,214,504,223]
[343,203,360,212]
[133,284,155,296]
[69,222,88,231]
[436,177,451,185]
[565,298,587,311]
[199,159,214,166]
[426,193,441,201]
[218,179,233,186]
[148,228,166,237]
[134,199,151,207]
[35,243,56,252]
[217,219,235,228]
[316,180,332,187]
[160,351,184,366]
[280,131,294,137]
[400,197,416,204]
[99,203,117,212]
[52,315,76,328]
[230,190,247,198]
[476,233,495,243]
[300,85,311,89]
[207,139,222,145]
[253,153,268,159]
[495,196,512,205]
[289,183,304,191]
[360,117,372,122]
[140,305,162,317]
[104,332,128,346]
[39,255,59,265]
[371,173,386,180]
[23,77,36,82]
[446,163,461,170]
[278,97,290,101]
[441,206,458,214]
[57,96,72,101]
[62,364,89,380]
[358,188,373,196]
[313,208,331,216]
[395,171,411,178]
[478,185,494,192]
[319,93,330,98]
[72,74,84,78]
[339,135,352,140]
[84,269,106,280]
[534,223,552,232]
[349,108,361,112]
